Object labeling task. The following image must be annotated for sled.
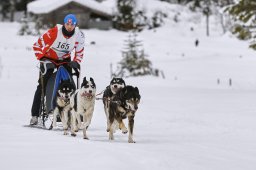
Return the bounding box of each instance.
[31,59,80,130]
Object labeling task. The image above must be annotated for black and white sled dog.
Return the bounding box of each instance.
[52,80,75,135]
[68,77,96,139]
[108,85,141,143]
[103,78,126,132]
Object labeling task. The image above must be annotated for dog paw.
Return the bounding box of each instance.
[109,135,114,140]
[83,136,89,140]
[52,122,57,127]
[63,131,69,135]
[128,139,136,143]
[122,129,128,134]
[71,133,76,137]
[73,126,79,132]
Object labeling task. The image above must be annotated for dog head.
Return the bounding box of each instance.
[110,78,126,94]
[119,85,141,112]
[57,80,76,103]
[80,77,96,99]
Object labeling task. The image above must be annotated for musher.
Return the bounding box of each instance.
[30,14,85,125]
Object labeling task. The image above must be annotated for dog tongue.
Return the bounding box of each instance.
[82,92,92,97]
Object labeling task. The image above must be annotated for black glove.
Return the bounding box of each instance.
[39,58,55,75]
[68,61,80,70]
[68,61,80,77]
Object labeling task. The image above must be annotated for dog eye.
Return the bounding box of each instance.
[126,100,132,103]
[85,85,89,88]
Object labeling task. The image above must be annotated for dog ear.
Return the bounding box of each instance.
[83,77,87,83]
[110,77,115,84]
[135,87,139,93]
[90,77,96,88]
[134,87,141,99]
[81,77,87,88]
[122,78,126,86]
[90,77,94,82]
[57,90,61,96]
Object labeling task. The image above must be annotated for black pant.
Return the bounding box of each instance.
[31,62,72,117]
[31,69,54,117]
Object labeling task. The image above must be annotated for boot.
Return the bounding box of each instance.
[30,116,38,125]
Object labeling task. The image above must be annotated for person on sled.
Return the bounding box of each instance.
[30,14,85,125]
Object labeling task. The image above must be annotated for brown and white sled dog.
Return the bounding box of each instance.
[52,80,75,135]
[108,85,141,143]
[68,77,96,139]
[103,78,126,132]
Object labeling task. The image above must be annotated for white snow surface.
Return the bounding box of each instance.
[1,4,256,170]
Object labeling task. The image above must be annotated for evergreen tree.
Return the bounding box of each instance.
[18,17,32,36]
[0,1,11,21]
[113,0,137,31]
[227,0,256,49]
[149,11,167,29]
[113,0,148,31]
[9,0,16,22]
[217,0,234,7]
[16,0,35,17]
[18,15,44,36]
[113,32,159,78]
[188,0,212,36]
[0,0,18,22]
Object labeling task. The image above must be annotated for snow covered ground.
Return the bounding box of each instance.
[0,4,256,170]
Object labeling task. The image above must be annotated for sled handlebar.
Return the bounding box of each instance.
[39,59,80,77]
[39,60,56,75]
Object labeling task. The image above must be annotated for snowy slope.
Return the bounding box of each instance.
[0,3,256,170]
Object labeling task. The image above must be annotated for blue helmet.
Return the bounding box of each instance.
[64,14,77,25]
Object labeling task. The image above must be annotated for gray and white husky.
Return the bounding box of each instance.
[66,77,96,139]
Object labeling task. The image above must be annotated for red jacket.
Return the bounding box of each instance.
[33,24,85,63]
